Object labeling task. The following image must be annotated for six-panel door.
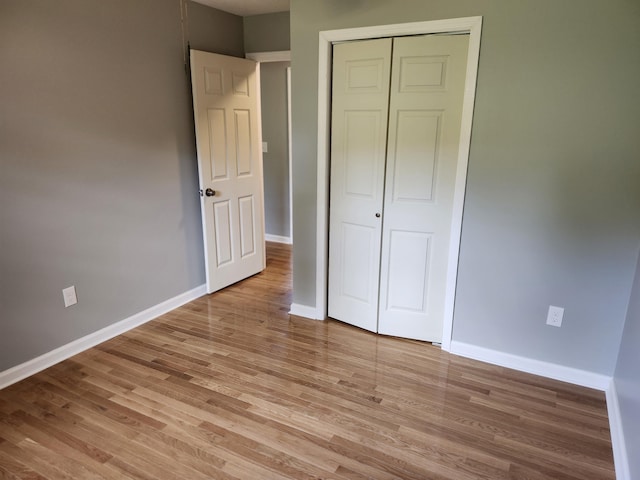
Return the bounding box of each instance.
[191,50,266,294]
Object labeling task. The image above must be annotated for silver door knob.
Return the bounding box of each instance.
[375,212,381,218]
[205,188,216,197]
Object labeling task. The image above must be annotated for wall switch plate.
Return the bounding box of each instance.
[546,305,564,327]
[262,142,268,153]
[63,286,78,308]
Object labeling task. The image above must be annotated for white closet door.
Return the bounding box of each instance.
[377,35,469,342]
[328,38,392,332]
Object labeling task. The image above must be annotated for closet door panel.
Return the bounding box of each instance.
[328,38,392,332]
[378,34,469,342]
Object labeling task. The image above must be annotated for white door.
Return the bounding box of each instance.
[328,34,468,342]
[377,35,469,342]
[190,50,266,294]
[328,38,392,332]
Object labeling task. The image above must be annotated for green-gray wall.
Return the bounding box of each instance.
[260,61,291,239]
[0,0,243,371]
[290,0,640,374]
[243,12,290,53]
[187,1,244,55]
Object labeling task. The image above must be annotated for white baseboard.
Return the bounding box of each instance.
[289,303,323,320]
[449,341,612,391]
[265,234,292,245]
[606,380,631,480]
[0,284,206,390]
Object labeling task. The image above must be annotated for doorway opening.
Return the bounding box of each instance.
[246,51,293,246]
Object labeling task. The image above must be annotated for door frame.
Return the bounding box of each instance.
[246,51,293,244]
[315,17,482,351]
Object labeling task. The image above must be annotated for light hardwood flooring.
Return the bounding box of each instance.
[0,242,615,479]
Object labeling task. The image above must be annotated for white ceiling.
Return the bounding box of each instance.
[192,0,289,17]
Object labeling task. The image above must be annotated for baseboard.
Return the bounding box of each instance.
[0,284,207,390]
[265,234,292,245]
[289,303,323,320]
[449,341,612,391]
[606,380,631,480]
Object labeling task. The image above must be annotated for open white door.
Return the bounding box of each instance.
[190,50,266,294]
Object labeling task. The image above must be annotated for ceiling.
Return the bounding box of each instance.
[192,0,289,17]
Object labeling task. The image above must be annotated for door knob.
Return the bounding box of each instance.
[205,188,216,197]
[375,212,381,218]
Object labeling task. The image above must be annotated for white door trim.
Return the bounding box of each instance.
[246,50,291,63]
[287,66,293,243]
[315,17,482,351]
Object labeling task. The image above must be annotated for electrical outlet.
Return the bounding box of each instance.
[546,305,564,327]
[63,286,78,308]
[262,142,268,153]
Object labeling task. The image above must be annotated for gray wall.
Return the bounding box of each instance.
[0,0,243,371]
[243,12,290,53]
[188,1,244,55]
[614,255,640,479]
[260,62,291,239]
[290,0,640,374]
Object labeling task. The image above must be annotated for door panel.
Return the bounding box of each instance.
[392,110,441,202]
[328,38,392,332]
[377,35,469,342]
[238,195,256,258]
[207,109,228,180]
[191,50,266,293]
[385,230,432,313]
[213,201,232,266]
[344,111,383,198]
[340,223,376,303]
[235,110,253,175]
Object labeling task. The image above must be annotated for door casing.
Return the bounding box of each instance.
[314,17,483,351]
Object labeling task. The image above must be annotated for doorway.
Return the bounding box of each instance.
[246,51,293,245]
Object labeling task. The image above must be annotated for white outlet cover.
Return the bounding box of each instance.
[262,142,268,153]
[546,305,564,327]
[63,286,78,308]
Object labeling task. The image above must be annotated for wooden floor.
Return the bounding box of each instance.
[0,243,615,479]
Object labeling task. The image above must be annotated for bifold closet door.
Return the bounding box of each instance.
[328,38,392,332]
[328,34,469,342]
[377,35,469,342]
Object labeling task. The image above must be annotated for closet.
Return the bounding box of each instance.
[328,34,469,343]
